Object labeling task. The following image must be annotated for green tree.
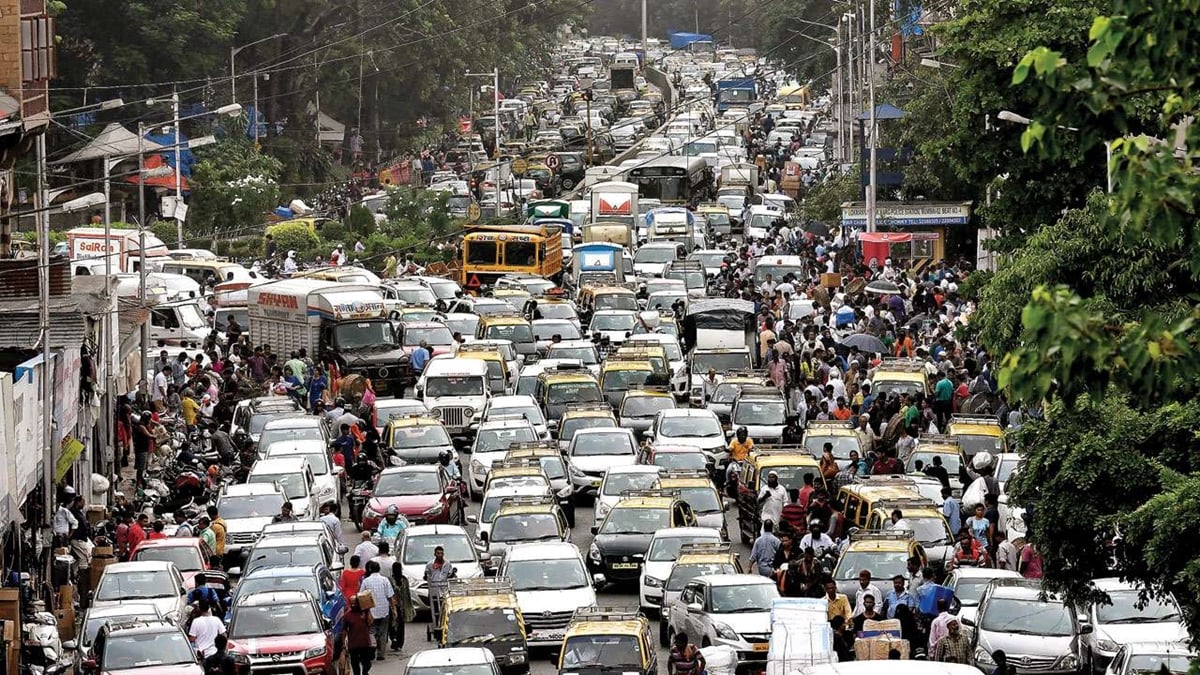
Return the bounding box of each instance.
[188,133,284,237]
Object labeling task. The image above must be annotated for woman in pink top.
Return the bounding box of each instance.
[1019,542,1043,579]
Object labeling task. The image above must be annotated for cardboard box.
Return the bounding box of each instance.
[93,545,114,558]
[356,591,375,610]
[86,505,108,526]
[55,607,76,641]
[91,550,117,589]
[820,273,841,289]
[853,637,909,661]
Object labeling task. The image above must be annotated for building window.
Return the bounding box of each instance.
[21,16,57,83]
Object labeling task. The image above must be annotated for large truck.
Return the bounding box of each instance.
[715,78,757,113]
[66,227,171,273]
[589,180,639,229]
[246,278,410,396]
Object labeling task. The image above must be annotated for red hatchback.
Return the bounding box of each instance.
[226,590,335,675]
[129,538,213,589]
[362,465,463,530]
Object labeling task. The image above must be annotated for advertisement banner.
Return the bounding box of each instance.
[54,348,81,445]
[12,356,46,505]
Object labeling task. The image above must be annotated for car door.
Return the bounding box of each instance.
[319,568,346,636]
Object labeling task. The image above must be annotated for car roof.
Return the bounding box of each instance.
[658,408,717,418]
[695,573,775,587]
[407,647,495,668]
[574,427,633,437]
[949,568,1022,581]
[381,464,440,476]
[251,457,310,473]
[404,524,470,537]
[222,482,284,496]
[262,415,323,429]
[252,534,325,547]
[606,465,661,475]
[488,395,539,407]
[237,590,313,606]
[651,527,721,539]
[103,560,177,573]
[86,603,162,618]
[266,439,328,453]
[133,538,200,550]
[504,541,583,561]
[1090,577,1143,592]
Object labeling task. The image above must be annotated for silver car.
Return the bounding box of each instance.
[1081,578,1186,674]
[968,578,1090,675]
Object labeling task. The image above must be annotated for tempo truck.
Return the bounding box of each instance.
[247,278,410,395]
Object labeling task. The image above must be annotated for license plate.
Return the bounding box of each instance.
[533,631,564,641]
[753,643,769,652]
[611,562,639,569]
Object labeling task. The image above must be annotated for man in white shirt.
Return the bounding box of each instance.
[798,523,835,556]
[319,502,343,548]
[353,530,379,564]
[757,471,787,532]
[360,561,396,660]
[152,365,170,410]
[52,495,77,544]
[994,531,1018,571]
[187,597,225,658]
[852,570,883,616]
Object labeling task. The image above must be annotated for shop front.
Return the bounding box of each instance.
[841,201,973,274]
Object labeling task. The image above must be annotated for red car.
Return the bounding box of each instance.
[226,590,335,675]
[398,321,456,357]
[361,465,463,530]
[129,537,213,589]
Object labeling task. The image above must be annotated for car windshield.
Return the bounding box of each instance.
[953,577,1003,607]
[533,322,582,341]
[979,597,1074,636]
[375,471,442,496]
[426,376,485,398]
[537,304,578,321]
[237,574,320,600]
[476,427,537,453]
[659,416,721,438]
[1096,591,1181,623]
[270,451,330,475]
[604,369,652,391]
[601,507,668,534]
[218,493,285,519]
[995,457,1020,483]
[896,517,951,545]
[249,411,299,435]
[491,514,561,542]
[443,316,480,336]
[394,287,438,305]
[133,547,203,572]
[594,294,639,312]
[957,434,1002,458]
[733,401,786,425]
[1127,655,1196,675]
[635,247,676,264]
[402,534,475,565]
[230,601,321,639]
[667,563,735,591]
[711,384,751,404]
[83,612,150,648]
[591,314,637,331]
[710,583,777,613]
[602,471,659,496]
[248,472,307,500]
[804,435,862,461]
[491,404,545,426]
[654,452,708,471]
[393,425,452,449]
[506,558,590,591]
[666,271,705,289]
[561,635,643,669]
[546,346,599,365]
[676,487,722,514]
[530,456,566,480]
[333,321,396,350]
[908,451,961,475]
[403,326,454,347]
[623,396,675,418]
[648,535,719,562]
[103,631,195,670]
[548,383,603,405]
[573,432,633,457]
[96,571,176,601]
[834,551,910,581]
[259,425,323,448]
[692,352,751,373]
[446,607,524,642]
[485,324,534,344]
[246,547,324,573]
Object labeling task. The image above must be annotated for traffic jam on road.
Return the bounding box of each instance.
[58,30,1196,675]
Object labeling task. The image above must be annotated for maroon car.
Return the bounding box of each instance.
[362,465,463,530]
[226,590,336,675]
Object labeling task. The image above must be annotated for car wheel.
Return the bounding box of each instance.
[561,178,575,190]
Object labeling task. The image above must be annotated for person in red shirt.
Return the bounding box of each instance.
[127,513,149,553]
[340,555,366,602]
[115,512,132,561]
[147,521,168,540]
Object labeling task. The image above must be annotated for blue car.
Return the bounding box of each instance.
[226,563,347,643]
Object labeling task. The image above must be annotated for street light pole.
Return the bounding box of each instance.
[138,123,149,381]
[493,68,500,216]
[231,33,288,104]
[866,0,878,233]
[36,132,51,522]
[172,90,184,247]
[641,0,647,58]
[845,12,855,163]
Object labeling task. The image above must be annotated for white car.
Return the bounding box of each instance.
[639,527,723,613]
[263,439,342,505]
[256,415,329,460]
[245,456,318,520]
[481,395,550,439]
[666,574,778,662]
[943,567,1021,626]
[216,482,288,558]
[91,561,188,623]
[1104,642,1198,675]
[587,309,639,345]
[404,648,502,675]
[647,409,727,463]
[466,418,541,499]
[373,398,429,433]
[593,465,662,524]
[397,525,485,612]
[566,427,639,501]
[543,341,602,378]
[1082,578,1187,674]
[498,542,601,647]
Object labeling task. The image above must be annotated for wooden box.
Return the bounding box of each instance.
[356,591,375,610]
[820,273,841,289]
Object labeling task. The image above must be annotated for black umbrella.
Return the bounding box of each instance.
[841,333,888,354]
[865,279,902,295]
[805,220,831,238]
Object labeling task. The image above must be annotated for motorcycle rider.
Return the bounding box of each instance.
[798,521,836,559]
[376,506,407,542]
[437,450,460,483]
[347,453,381,524]
[210,423,237,466]
[333,423,357,471]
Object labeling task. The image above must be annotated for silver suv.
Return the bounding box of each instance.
[967,578,1091,675]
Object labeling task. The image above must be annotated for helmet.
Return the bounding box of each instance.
[385,505,399,516]
[438,449,452,463]
[335,397,347,407]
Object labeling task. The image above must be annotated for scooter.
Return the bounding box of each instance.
[22,611,72,675]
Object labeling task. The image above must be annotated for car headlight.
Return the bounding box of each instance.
[589,542,602,564]
[231,653,250,665]
[509,653,526,664]
[304,646,327,660]
[713,622,739,641]
[556,485,573,499]
[644,576,662,588]
[974,647,994,666]
[464,407,476,418]
[363,505,383,519]
[569,464,586,478]
[317,485,334,498]
[471,460,487,477]
[1058,654,1079,670]
[1095,639,1119,653]
[424,503,445,515]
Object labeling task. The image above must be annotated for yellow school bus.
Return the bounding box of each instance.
[459,223,563,292]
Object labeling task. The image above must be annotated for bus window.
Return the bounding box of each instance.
[505,241,537,267]
[467,241,498,265]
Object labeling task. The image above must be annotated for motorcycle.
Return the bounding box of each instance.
[348,479,374,528]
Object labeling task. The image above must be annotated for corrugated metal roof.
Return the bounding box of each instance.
[0,315,89,349]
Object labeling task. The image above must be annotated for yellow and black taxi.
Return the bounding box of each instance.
[555,403,618,453]
[656,470,728,540]
[735,448,826,544]
[535,364,606,431]
[870,357,932,398]
[906,434,967,492]
[946,414,1009,465]
[577,284,639,316]
[801,420,865,470]
[557,608,657,675]
[617,386,676,437]
[503,445,575,526]
[657,543,743,646]
[839,481,929,530]
[588,490,698,584]
[483,455,554,494]
[381,414,457,465]
[439,578,528,673]
[484,495,571,561]
[455,342,515,396]
[476,312,538,364]
[864,496,955,570]
[830,530,928,597]
[599,356,655,408]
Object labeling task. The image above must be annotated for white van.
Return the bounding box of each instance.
[149,300,212,347]
[416,357,491,438]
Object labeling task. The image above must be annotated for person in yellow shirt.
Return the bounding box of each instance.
[180,389,199,428]
[823,578,853,624]
[729,427,755,462]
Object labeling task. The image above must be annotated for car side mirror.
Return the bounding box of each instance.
[960,617,975,627]
[467,514,478,524]
[479,531,489,542]
[592,574,606,588]
[62,640,77,651]
[337,545,349,555]
[228,567,242,578]
[1080,624,1093,634]
[687,602,703,614]
[590,526,598,535]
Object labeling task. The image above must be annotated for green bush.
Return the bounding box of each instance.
[345,205,376,237]
[149,220,177,245]
[266,221,320,257]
